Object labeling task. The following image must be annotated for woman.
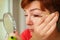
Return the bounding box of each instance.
[7,0,60,40]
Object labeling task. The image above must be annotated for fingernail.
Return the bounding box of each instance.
[56,13,59,16]
[54,12,59,16]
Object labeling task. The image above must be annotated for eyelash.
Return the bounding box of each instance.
[24,14,43,18]
[24,15,28,17]
[33,15,42,17]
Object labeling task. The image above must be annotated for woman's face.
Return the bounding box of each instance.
[24,1,50,32]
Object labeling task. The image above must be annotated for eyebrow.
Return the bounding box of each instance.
[30,8,41,12]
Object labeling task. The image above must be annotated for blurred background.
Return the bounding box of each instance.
[0,0,27,40]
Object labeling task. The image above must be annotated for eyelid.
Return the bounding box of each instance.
[33,14,43,17]
[24,14,28,17]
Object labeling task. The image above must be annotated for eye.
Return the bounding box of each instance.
[33,14,42,17]
[24,14,28,17]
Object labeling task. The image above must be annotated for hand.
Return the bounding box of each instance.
[32,12,59,40]
[6,31,21,40]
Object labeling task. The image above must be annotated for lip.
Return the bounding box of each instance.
[29,29,34,32]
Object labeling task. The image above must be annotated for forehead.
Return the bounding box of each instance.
[24,1,42,11]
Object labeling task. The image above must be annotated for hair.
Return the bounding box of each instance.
[21,0,60,32]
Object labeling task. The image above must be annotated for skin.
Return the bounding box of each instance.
[24,1,59,40]
[6,1,60,40]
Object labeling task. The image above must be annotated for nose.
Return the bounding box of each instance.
[26,16,33,26]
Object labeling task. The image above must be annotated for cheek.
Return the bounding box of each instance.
[32,17,42,26]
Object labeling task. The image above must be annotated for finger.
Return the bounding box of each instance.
[39,13,55,31]
[40,13,58,34]
[34,16,47,32]
[9,31,19,38]
[8,31,21,40]
[44,23,56,39]
[34,13,55,34]
[9,32,16,37]
[35,15,47,26]
[38,16,48,25]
